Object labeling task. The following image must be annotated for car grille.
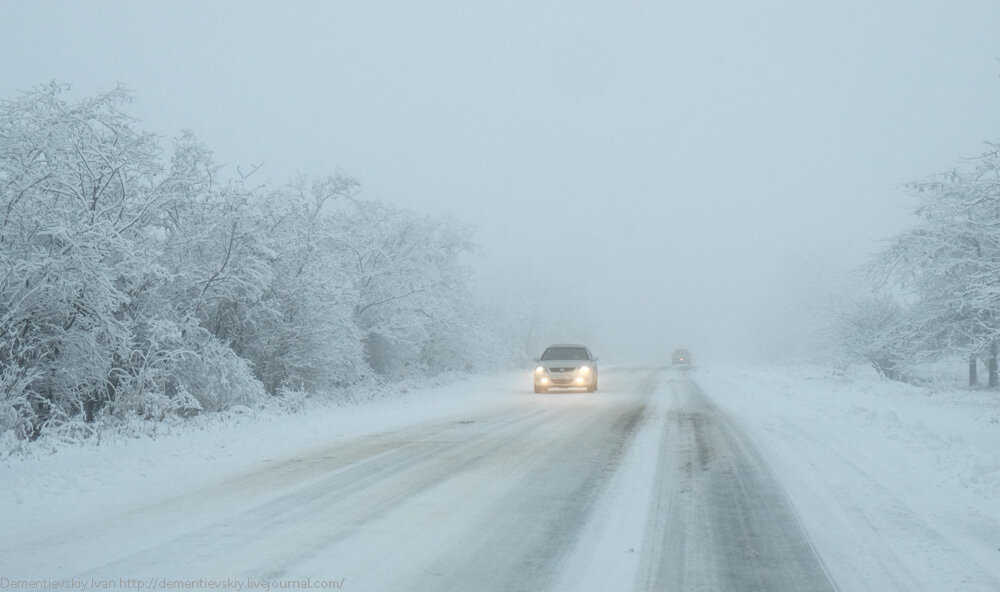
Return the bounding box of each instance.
[549,367,576,373]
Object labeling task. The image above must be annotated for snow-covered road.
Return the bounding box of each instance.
[1,368,846,590]
[633,378,835,591]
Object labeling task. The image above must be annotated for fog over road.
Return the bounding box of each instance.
[3,369,838,591]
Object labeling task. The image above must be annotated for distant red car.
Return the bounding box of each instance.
[672,349,692,365]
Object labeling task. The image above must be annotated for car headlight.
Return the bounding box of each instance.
[577,365,590,374]
[535,366,545,373]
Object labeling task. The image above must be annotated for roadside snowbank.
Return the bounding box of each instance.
[700,364,1000,592]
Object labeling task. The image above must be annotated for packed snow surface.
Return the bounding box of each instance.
[1,365,998,591]
[698,364,1000,592]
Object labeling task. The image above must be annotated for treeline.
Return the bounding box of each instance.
[0,84,495,445]
[838,141,1000,385]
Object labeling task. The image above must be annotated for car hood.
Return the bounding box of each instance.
[539,359,594,369]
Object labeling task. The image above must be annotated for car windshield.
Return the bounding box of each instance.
[541,347,589,361]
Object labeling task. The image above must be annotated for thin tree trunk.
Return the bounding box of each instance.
[969,354,978,387]
[989,342,998,388]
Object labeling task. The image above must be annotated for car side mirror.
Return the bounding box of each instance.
[533,357,540,363]
[592,357,599,362]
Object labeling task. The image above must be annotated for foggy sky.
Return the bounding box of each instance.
[4,1,1000,364]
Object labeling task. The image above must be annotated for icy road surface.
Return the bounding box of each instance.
[1,368,841,591]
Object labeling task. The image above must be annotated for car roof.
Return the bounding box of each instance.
[546,343,590,349]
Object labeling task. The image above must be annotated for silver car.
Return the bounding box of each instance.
[533,344,598,393]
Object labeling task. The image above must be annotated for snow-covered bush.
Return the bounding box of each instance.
[0,83,498,452]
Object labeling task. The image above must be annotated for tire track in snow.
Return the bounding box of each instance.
[5,369,658,588]
[3,405,553,577]
[637,375,839,592]
[420,386,651,591]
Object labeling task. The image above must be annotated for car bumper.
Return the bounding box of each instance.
[534,374,595,388]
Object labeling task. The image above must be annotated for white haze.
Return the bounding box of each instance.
[4,1,999,364]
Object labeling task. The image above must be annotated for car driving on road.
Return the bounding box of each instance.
[672,348,692,366]
[533,344,598,393]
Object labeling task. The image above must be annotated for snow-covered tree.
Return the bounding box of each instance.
[868,144,1000,384]
[331,200,477,377]
[0,83,164,436]
[225,176,366,393]
[0,83,499,448]
[834,293,914,381]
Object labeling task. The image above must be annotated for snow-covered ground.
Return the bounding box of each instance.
[2,365,998,591]
[0,372,526,549]
[699,364,1000,592]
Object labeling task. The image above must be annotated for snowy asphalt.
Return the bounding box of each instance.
[2,368,839,591]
